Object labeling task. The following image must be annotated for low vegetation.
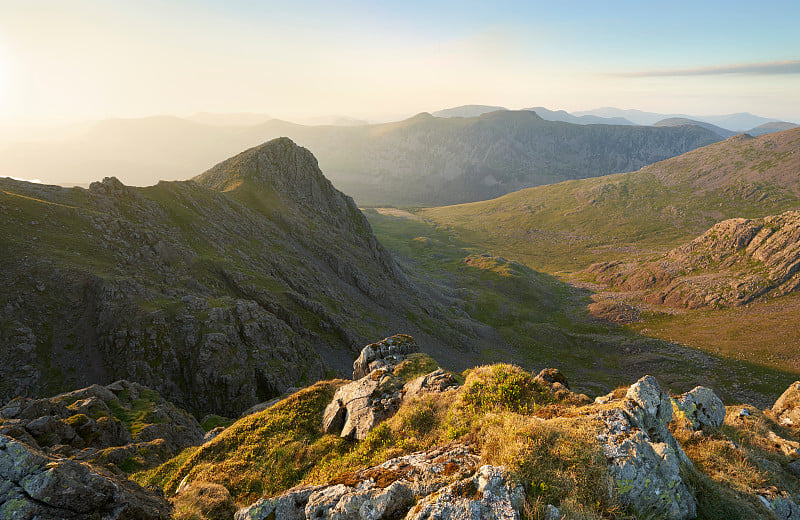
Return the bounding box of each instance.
[135,361,800,519]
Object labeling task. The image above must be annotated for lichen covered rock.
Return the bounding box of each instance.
[596,375,697,519]
[352,335,420,380]
[0,434,170,519]
[236,444,489,520]
[674,386,726,430]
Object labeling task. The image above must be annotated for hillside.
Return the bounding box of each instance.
[654,117,737,139]
[587,210,800,309]
[748,121,800,136]
[0,137,509,417]
[420,127,800,272]
[0,111,721,206]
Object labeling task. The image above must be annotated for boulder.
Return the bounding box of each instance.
[403,369,459,401]
[0,434,170,519]
[595,376,697,520]
[773,381,800,426]
[534,368,570,389]
[674,386,726,430]
[352,335,419,379]
[322,370,404,440]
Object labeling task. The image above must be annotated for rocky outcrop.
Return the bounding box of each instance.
[403,369,459,401]
[674,386,726,431]
[406,464,525,520]
[324,337,459,440]
[0,380,204,469]
[0,434,171,519]
[596,376,696,519]
[236,443,524,520]
[322,369,405,441]
[587,210,800,309]
[352,335,420,380]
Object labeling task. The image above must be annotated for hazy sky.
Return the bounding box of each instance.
[1,0,799,123]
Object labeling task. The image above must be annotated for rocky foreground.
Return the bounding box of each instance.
[4,334,800,518]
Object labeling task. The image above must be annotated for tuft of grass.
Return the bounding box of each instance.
[171,481,237,520]
[134,380,347,505]
[392,353,440,382]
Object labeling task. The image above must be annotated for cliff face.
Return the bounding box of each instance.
[0,138,485,416]
[587,210,800,309]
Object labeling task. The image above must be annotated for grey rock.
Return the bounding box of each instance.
[323,370,404,440]
[204,426,226,443]
[235,444,481,520]
[595,375,697,520]
[406,465,525,520]
[544,504,562,520]
[353,335,420,380]
[0,434,170,519]
[674,386,726,430]
[403,369,459,401]
[235,485,324,520]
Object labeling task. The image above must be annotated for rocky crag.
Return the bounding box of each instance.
[0,138,493,417]
[587,209,800,309]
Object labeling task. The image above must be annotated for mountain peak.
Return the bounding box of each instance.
[193,136,346,213]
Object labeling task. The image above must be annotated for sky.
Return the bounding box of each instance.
[0,0,799,124]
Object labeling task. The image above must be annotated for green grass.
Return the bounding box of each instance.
[106,389,165,437]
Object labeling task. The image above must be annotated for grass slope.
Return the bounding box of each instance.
[419,128,800,273]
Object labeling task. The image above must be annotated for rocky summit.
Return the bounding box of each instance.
[0,138,497,417]
[79,335,800,520]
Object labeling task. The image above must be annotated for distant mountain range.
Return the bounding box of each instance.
[430,104,795,132]
[0,110,721,206]
[572,107,786,131]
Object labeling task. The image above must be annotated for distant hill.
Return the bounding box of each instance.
[653,117,737,138]
[526,106,635,125]
[0,111,722,206]
[746,121,799,136]
[431,105,508,118]
[420,127,800,272]
[574,107,785,131]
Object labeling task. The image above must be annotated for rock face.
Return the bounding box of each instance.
[0,138,494,417]
[674,386,726,430]
[596,376,697,519]
[587,210,800,309]
[773,381,800,426]
[0,380,204,468]
[0,434,171,519]
[352,335,420,380]
[235,444,524,520]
